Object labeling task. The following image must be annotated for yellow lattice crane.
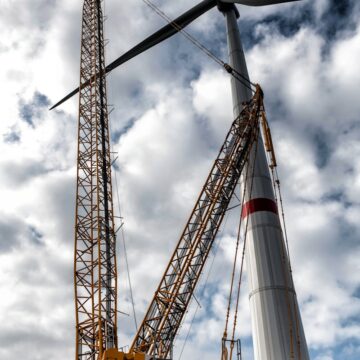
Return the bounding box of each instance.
[73,0,117,358]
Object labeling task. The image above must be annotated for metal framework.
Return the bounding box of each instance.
[74,1,118,359]
[131,87,265,359]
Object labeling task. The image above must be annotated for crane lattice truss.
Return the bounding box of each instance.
[74,0,118,359]
[131,87,264,359]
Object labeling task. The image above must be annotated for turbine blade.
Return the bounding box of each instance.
[50,0,217,110]
[106,0,217,72]
[221,0,300,6]
[49,87,80,111]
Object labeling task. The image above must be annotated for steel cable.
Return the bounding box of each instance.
[177,211,231,360]
[261,112,302,359]
[229,116,260,360]
[141,0,256,93]
[112,159,139,333]
[223,158,251,341]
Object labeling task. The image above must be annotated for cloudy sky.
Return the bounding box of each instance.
[1,0,360,359]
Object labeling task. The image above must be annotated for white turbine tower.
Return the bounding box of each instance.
[222,2,309,360]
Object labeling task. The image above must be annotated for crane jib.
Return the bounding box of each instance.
[131,87,264,359]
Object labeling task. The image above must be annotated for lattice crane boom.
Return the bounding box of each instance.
[130,87,265,359]
[74,0,117,359]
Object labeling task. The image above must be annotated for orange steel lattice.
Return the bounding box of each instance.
[131,87,265,359]
[74,1,117,359]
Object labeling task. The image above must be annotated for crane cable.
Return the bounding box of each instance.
[261,112,295,358]
[108,156,141,337]
[228,119,260,360]
[274,166,302,360]
[274,167,291,266]
[108,104,139,332]
[103,0,139,333]
[141,0,256,93]
[178,211,231,360]
[114,167,139,332]
[261,115,302,359]
[222,153,252,340]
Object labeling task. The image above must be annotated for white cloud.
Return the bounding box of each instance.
[1,0,360,359]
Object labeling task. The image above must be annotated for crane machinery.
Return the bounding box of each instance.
[52,0,310,359]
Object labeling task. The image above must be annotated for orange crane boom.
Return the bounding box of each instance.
[130,87,265,359]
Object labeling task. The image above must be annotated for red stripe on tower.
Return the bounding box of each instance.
[241,198,278,219]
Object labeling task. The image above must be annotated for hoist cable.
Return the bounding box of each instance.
[260,111,302,359]
[223,158,251,340]
[261,113,295,358]
[274,168,291,264]
[114,168,139,332]
[270,167,279,204]
[141,0,256,93]
[105,28,139,330]
[177,306,200,360]
[107,77,139,333]
[274,167,302,359]
[229,119,260,360]
[178,212,231,360]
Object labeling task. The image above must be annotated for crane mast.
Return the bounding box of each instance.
[131,87,265,359]
[74,0,117,359]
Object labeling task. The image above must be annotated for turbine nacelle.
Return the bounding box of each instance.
[221,0,300,6]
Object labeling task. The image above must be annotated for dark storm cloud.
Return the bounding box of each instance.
[19,91,50,126]
[112,117,137,143]
[1,0,58,32]
[239,3,312,49]
[240,0,359,51]
[0,324,73,355]
[322,191,346,205]
[310,127,332,169]
[0,215,45,253]
[320,0,356,40]
[29,225,44,246]
[0,217,22,253]
[1,160,49,187]
[3,129,21,143]
[241,6,313,48]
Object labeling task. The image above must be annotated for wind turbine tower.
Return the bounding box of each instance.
[221,1,309,359]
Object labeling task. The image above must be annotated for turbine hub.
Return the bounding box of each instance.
[217,1,240,17]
